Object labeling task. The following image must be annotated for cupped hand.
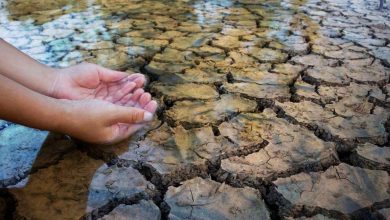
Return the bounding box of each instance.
[50,62,158,143]
[61,97,158,144]
[50,62,146,104]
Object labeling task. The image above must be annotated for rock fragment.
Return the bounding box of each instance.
[158,68,225,84]
[76,41,114,50]
[151,83,219,101]
[212,35,241,49]
[87,165,157,212]
[230,68,297,85]
[291,54,338,67]
[87,49,144,70]
[165,94,257,126]
[269,38,309,56]
[170,34,210,50]
[272,163,389,217]
[221,27,252,36]
[153,48,195,64]
[345,61,389,84]
[165,177,270,220]
[116,37,168,49]
[323,48,369,60]
[318,83,386,104]
[272,63,305,76]
[145,61,192,77]
[324,96,373,117]
[241,47,288,63]
[371,47,390,66]
[292,77,321,103]
[190,45,225,57]
[304,66,350,86]
[375,208,390,220]
[99,201,161,220]
[223,82,290,101]
[0,125,48,187]
[350,143,390,171]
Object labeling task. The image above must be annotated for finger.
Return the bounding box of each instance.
[139,93,152,108]
[133,76,146,88]
[143,100,158,113]
[127,73,144,81]
[110,106,154,124]
[112,81,137,101]
[105,73,140,90]
[127,88,144,106]
[118,93,133,105]
[124,74,146,89]
[97,66,128,82]
[117,76,131,84]
[106,80,128,95]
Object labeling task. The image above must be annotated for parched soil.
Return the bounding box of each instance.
[0,0,389,219]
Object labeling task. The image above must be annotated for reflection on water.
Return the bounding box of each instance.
[6,0,89,24]
[0,0,389,219]
[6,0,87,15]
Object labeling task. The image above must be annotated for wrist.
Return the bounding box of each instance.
[49,98,76,134]
[41,65,60,98]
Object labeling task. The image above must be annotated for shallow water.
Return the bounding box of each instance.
[0,0,389,219]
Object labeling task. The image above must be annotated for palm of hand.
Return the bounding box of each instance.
[52,63,158,140]
[52,64,146,105]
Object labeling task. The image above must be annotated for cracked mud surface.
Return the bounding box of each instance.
[98,200,161,220]
[165,177,270,220]
[217,110,339,183]
[0,0,389,219]
[271,163,389,218]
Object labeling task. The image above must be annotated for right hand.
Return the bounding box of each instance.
[60,97,157,144]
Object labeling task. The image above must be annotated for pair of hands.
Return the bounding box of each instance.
[50,63,157,144]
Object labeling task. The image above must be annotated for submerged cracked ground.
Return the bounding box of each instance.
[0,0,389,219]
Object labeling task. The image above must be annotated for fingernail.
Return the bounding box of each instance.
[143,112,154,122]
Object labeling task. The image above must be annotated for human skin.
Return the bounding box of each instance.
[0,39,158,144]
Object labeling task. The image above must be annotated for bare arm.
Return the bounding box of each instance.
[0,74,154,143]
[0,39,56,96]
[0,39,157,144]
[0,74,64,132]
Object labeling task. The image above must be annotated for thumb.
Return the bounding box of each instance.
[97,66,128,82]
[110,106,154,124]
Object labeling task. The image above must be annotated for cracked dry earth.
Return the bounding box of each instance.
[0,0,389,219]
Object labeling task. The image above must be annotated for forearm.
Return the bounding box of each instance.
[0,39,56,96]
[0,74,67,132]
